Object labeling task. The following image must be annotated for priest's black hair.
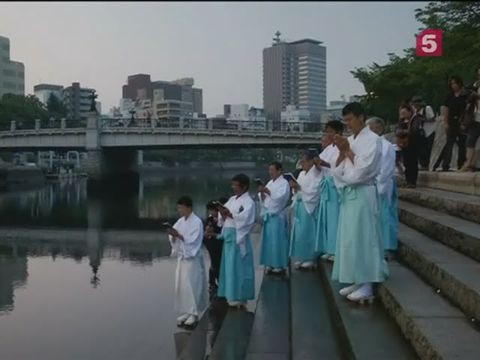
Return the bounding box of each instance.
[177,196,193,208]
[232,173,250,190]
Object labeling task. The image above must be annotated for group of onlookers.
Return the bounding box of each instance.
[396,67,480,187]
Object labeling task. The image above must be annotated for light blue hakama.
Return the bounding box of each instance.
[290,197,317,262]
[332,185,389,284]
[314,176,340,256]
[218,227,255,302]
[383,179,399,251]
[260,213,290,269]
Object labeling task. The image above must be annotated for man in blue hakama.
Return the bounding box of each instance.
[367,117,399,253]
[332,103,389,303]
[314,120,344,262]
[217,173,256,308]
[289,150,323,270]
[258,161,291,274]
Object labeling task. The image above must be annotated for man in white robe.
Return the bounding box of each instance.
[367,117,399,253]
[332,103,389,303]
[168,196,207,327]
[217,174,256,307]
[258,161,291,274]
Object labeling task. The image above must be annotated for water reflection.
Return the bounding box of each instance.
[0,169,263,359]
[0,169,261,229]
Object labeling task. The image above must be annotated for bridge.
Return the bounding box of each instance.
[0,113,322,184]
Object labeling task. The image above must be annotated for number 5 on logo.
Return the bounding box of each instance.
[416,29,443,57]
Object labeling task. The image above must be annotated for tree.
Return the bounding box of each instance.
[46,93,67,119]
[0,94,49,129]
[351,1,480,124]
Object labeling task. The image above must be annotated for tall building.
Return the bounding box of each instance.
[62,82,98,120]
[33,84,64,106]
[263,32,326,124]
[122,74,203,115]
[0,36,25,98]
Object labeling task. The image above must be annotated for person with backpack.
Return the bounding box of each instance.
[411,96,435,170]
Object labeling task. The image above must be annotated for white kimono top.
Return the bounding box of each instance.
[169,212,204,259]
[258,176,290,216]
[319,144,340,177]
[376,136,396,198]
[223,192,256,256]
[295,166,323,214]
[333,126,382,189]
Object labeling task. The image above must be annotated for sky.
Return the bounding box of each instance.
[0,1,427,115]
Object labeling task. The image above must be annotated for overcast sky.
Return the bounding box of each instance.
[0,1,427,115]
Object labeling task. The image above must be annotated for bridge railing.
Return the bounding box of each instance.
[1,117,324,134]
[99,118,324,133]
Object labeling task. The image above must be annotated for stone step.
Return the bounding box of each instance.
[398,187,480,224]
[378,261,480,360]
[318,261,416,360]
[399,200,480,262]
[397,223,480,323]
[415,171,480,196]
[244,276,290,360]
[209,258,265,360]
[290,268,342,360]
[177,298,229,360]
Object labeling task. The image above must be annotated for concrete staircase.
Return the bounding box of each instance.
[382,173,480,359]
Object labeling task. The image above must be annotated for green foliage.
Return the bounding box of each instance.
[351,1,480,124]
[0,94,49,128]
[46,93,67,119]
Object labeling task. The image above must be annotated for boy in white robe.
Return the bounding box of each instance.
[366,117,399,253]
[332,103,389,303]
[290,150,323,270]
[168,196,207,327]
[258,161,291,274]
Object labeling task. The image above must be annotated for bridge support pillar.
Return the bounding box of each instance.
[35,119,41,131]
[10,121,16,132]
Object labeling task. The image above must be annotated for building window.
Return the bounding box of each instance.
[2,69,15,76]
[17,72,24,78]
[3,82,17,89]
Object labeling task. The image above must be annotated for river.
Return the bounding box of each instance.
[0,168,266,360]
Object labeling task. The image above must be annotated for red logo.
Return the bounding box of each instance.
[416,29,443,57]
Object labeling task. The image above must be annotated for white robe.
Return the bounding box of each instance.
[319,144,340,176]
[169,213,207,316]
[376,136,396,200]
[258,176,290,216]
[333,126,382,190]
[295,166,323,214]
[223,192,256,256]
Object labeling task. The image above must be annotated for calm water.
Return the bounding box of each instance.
[0,169,264,360]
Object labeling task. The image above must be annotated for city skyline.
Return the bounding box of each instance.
[0,1,426,115]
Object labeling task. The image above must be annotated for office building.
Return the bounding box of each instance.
[0,36,25,98]
[122,74,203,115]
[263,32,326,124]
[224,103,266,131]
[62,82,98,120]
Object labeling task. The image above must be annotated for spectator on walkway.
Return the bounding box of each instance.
[396,104,423,188]
[411,96,436,170]
[439,76,470,171]
[460,92,480,171]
